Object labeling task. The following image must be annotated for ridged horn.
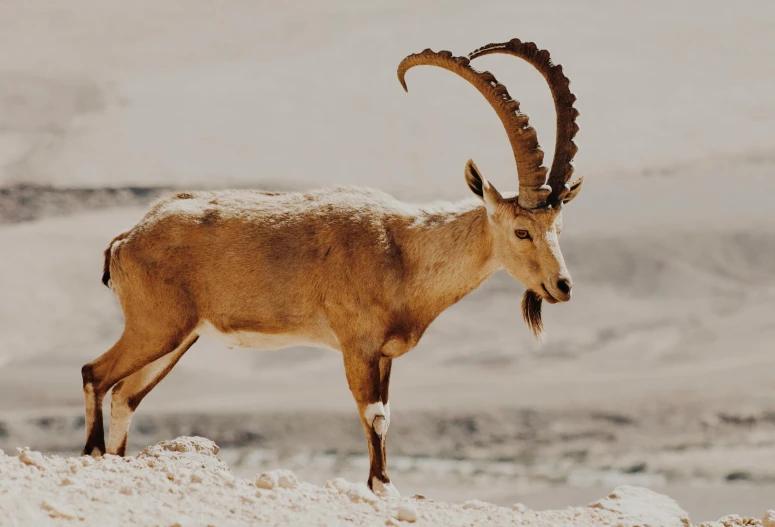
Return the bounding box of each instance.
[469,39,579,204]
[398,48,551,209]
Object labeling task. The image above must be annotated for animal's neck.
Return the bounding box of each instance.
[402,199,499,318]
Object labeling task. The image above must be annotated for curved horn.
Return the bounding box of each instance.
[468,39,579,204]
[398,48,551,209]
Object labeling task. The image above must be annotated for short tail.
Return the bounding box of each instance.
[102,231,130,288]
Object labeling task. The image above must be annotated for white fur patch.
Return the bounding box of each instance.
[364,402,387,437]
[371,479,400,497]
[197,321,329,351]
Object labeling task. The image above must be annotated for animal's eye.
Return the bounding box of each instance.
[515,229,531,240]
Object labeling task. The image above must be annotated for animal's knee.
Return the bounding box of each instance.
[364,402,388,438]
[81,363,96,386]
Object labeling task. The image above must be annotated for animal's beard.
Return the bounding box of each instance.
[522,290,544,340]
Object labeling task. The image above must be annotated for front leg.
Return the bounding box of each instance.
[343,351,400,497]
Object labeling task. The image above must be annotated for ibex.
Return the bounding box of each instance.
[81,38,583,497]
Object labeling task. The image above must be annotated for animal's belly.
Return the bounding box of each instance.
[196,321,336,351]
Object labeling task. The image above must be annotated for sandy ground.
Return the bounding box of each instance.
[1,436,769,527]
[1,0,774,523]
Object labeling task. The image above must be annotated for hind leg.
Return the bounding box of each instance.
[107,334,199,456]
[81,327,194,456]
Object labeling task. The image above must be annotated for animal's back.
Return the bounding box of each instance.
[103,186,413,346]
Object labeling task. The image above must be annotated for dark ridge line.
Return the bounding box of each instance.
[0,183,174,225]
[0,182,295,225]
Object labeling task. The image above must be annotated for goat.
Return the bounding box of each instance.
[81,38,583,497]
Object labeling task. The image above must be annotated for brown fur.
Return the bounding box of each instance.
[81,171,582,490]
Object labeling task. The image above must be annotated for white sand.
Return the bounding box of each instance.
[1,436,768,527]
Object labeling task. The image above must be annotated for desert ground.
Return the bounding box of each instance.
[2,436,772,526]
[1,0,774,524]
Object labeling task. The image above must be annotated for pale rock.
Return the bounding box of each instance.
[326,478,352,493]
[763,510,775,527]
[256,469,298,490]
[462,499,489,510]
[347,482,379,504]
[699,516,763,527]
[589,485,690,527]
[17,447,46,470]
[372,479,401,498]
[41,499,75,520]
[397,503,418,522]
[140,436,219,458]
[274,469,298,489]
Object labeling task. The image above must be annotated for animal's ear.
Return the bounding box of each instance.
[465,159,501,211]
[562,177,584,204]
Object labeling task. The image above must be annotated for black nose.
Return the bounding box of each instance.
[557,278,572,295]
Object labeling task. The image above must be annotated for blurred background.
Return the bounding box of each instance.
[0,0,773,521]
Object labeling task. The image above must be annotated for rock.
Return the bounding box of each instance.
[702,515,765,527]
[372,479,401,498]
[397,503,418,522]
[276,470,298,489]
[347,483,379,504]
[325,478,352,493]
[17,447,46,470]
[190,471,205,483]
[763,510,775,527]
[717,514,744,524]
[589,486,690,527]
[512,503,528,513]
[140,436,219,457]
[41,499,75,520]
[462,499,489,510]
[256,469,298,490]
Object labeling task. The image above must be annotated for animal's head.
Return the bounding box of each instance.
[398,39,583,338]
